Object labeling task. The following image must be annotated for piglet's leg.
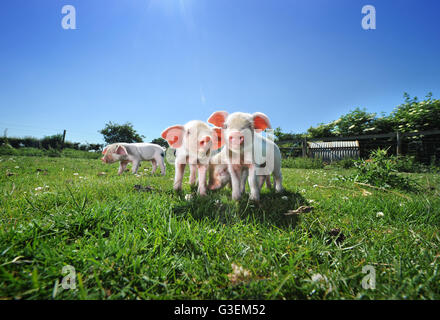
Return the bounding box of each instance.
[248,165,260,202]
[273,171,284,193]
[229,164,242,201]
[174,163,186,191]
[257,175,266,190]
[265,175,272,189]
[189,164,197,186]
[197,165,208,196]
[156,155,166,176]
[131,160,140,174]
[240,168,249,194]
[151,159,157,174]
[118,161,129,175]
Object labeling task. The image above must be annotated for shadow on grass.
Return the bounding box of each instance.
[172,189,307,230]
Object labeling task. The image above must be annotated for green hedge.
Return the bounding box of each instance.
[0,146,101,159]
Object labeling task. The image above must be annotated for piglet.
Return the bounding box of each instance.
[101,143,166,176]
[208,111,283,201]
[161,120,222,196]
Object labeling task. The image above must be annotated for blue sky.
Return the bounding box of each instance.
[1,0,440,144]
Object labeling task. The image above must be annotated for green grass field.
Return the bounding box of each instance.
[1,155,439,299]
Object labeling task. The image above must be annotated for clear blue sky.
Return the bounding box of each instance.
[1,0,440,144]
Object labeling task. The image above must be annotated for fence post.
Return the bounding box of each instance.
[302,138,308,157]
[3,128,8,146]
[62,130,67,149]
[396,131,402,156]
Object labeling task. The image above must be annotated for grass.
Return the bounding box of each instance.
[0,155,439,299]
[282,157,325,169]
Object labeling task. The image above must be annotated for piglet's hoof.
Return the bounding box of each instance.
[249,195,260,202]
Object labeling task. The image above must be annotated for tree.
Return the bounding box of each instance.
[99,122,144,145]
[151,137,168,148]
[87,143,104,151]
[390,93,440,133]
[273,127,304,142]
[41,134,64,150]
[335,108,377,136]
[307,108,394,137]
[307,122,336,138]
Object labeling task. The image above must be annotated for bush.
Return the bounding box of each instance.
[5,137,23,148]
[21,137,41,148]
[0,146,101,159]
[41,134,64,150]
[282,157,325,169]
[0,145,18,156]
[62,148,101,159]
[306,93,440,138]
[391,155,425,173]
[352,149,417,191]
[328,158,356,169]
[0,136,104,153]
[391,93,440,133]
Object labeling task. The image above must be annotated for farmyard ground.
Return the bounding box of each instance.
[1,156,439,299]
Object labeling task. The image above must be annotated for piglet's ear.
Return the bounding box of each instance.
[116,145,127,155]
[253,112,271,131]
[212,127,225,150]
[161,125,185,148]
[208,111,228,127]
[102,146,109,155]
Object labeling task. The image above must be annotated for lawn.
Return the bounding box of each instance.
[0,155,439,299]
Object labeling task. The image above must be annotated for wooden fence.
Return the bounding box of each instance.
[277,129,440,162]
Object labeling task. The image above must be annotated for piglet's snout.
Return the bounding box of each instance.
[228,131,244,147]
[199,136,211,148]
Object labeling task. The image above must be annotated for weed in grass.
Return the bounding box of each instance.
[352,149,418,191]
